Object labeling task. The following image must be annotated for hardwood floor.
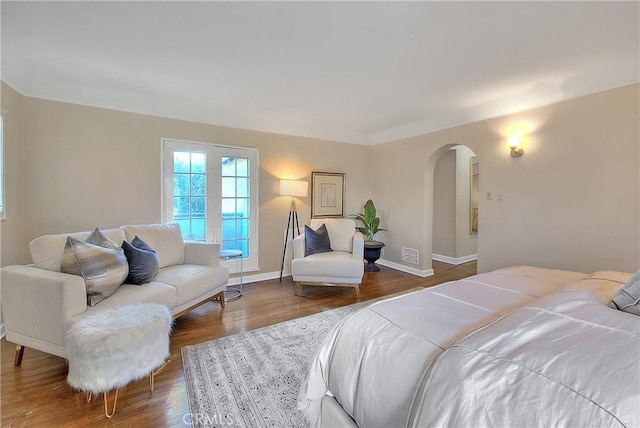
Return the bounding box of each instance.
[0,261,476,427]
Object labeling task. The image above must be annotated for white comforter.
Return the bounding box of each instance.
[298,267,640,427]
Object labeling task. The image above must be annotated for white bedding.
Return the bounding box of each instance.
[298,267,639,427]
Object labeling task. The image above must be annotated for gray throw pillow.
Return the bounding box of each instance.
[61,232,128,306]
[305,224,332,256]
[85,227,121,250]
[123,236,159,285]
[610,270,640,315]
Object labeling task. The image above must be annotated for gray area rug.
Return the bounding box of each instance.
[182,291,420,428]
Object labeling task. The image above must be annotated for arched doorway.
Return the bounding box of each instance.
[426,144,478,274]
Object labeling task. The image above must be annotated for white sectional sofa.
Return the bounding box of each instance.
[1,223,229,364]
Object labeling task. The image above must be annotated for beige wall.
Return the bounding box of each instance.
[372,84,640,274]
[3,82,638,277]
[1,82,26,266]
[432,150,456,257]
[4,88,371,276]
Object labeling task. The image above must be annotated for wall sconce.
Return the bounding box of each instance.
[508,134,524,158]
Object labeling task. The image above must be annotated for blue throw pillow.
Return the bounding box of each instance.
[122,236,159,285]
[304,224,332,256]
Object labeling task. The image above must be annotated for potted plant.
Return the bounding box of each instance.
[351,199,386,272]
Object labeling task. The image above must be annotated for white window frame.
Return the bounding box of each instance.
[161,138,259,272]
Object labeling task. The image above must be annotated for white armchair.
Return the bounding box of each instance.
[291,218,365,296]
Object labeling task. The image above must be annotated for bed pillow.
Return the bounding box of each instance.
[122,236,160,285]
[61,236,129,306]
[305,223,332,256]
[610,270,640,315]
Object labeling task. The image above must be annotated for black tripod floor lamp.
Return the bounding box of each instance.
[279,179,308,281]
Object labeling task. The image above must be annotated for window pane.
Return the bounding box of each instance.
[191,197,206,216]
[236,157,248,176]
[191,152,206,173]
[238,239,249,257]
[222,240,237,251]
[222,198,236,216]
[191,174,206,196]
[236,177,248,198]
[174,173,190,196]
[222,219,236,240]
[237,219,250,239]
[174,197,190,216]
[191,218,206,241]
[222,177,236,197]
[222,157,235,176]
[176,219,191,238]
[236,198,249,219]
[174,152,190,173]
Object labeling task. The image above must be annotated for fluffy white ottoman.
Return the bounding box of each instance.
[65,303,172,417]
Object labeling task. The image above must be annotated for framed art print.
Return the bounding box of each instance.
[311,171,345,218]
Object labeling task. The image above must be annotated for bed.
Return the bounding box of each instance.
[298,266,640,427]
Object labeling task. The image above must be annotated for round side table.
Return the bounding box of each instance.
[220,249,243,301]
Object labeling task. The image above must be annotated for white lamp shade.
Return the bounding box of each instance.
[279,180,308,197]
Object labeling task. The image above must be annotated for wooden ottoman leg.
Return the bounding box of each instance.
[103,389,119,419]
[354,284,361,297]
[149,372,155,394]
[294,282,301,296]
[14,345,25,367]
[149,358,170,394]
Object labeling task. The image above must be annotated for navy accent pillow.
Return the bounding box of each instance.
[122,236,159,285]
[610,270,640,316]
[305,224,332,256]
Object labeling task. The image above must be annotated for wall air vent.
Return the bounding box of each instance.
[401,247,419,264]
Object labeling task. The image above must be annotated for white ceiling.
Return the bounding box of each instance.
[2,1,639,145]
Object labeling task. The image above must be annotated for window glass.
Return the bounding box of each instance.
[163,141,258,272]
[221,157,252,257]
[173,151,207,241]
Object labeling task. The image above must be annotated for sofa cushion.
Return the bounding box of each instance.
[30,228,126,272]
[154,264,229,306]
[292,251,364,279]
[61,236,128,306]
[122,236,160,285]
[89,282,178,311]
[122,223,185,269]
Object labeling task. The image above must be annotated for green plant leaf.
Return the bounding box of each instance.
[350,199,385,242]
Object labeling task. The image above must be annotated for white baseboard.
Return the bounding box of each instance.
[229,260,441,285]
[376,259,434,278]
[432,253,478,265]
[229,270,284,286]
